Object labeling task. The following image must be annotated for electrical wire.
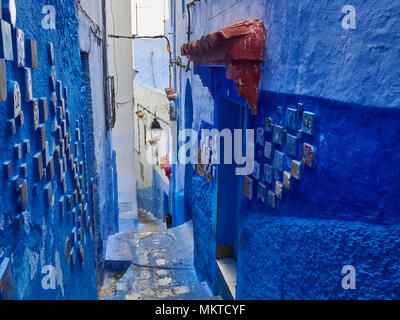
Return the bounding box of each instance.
[75,0,102,40]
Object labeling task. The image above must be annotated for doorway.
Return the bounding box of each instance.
[215,95,244,299]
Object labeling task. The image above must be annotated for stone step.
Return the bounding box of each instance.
[105,232,139,272]
[103,220,215,300]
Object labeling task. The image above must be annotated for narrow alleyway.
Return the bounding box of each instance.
[99,207,218,300]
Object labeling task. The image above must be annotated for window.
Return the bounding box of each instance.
[80,53,92,111]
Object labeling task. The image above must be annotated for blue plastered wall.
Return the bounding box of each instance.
[170,0,400,299]
[0,0,110,299]
[137,169,169,220]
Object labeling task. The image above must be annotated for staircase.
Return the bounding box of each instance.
[100,208,216,300]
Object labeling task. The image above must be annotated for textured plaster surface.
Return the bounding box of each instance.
[78,0,118,288]
[103,210,213,300]
[0,0,104,299]
[170,0,400,300]
[237,216,400,300]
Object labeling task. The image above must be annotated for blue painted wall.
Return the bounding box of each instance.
[134,38,170,92]
[137,169,169,220]
[171,0,400,299]
[0,0,111,299]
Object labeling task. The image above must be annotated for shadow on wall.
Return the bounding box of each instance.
[137,169,169,221]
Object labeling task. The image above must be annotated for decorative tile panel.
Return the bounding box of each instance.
[0,19,13,61]
[273,150,284,171]
[275,181,283,200]
[263,164,273,185]
[26,39,37,69]
[267,190,276,208]
[302,143,315,168]
[0,59,7,102]
[257,182,267,203]
[39,97,48,123]
[285,134,298,157]
[32,99,39,130]
[14,27,24,68]
[24,67,32,101]
[285,108,297,130]
[7,81,21,118]
[283,171,291,190]
[302,111,315,135]
[264,141,273,159]
[291,160,302,180]
[256,127,264,146]
[273,125,283,145]
[243,176,253,200]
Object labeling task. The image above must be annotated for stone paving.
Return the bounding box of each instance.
[100,208,216,300]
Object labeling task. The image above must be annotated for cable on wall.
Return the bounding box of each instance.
[186,0,201,42]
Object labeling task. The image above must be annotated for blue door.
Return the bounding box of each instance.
[216,96,244,255]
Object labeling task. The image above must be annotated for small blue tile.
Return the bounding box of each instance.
[50,92,57,115]
[7,81,21,118]
[243,176,253,200]
[37,124,46,150]
[253,161,261,180]
[273,150,284,171]
[265,117,273,132]
[285,134,298,157]
[285,108,297,130]
[297,102,304,112]
[33,152,43,182]
[302,111,315,135]
[273,125,284,145]
[274,168,281,180]
[264,141,273,159]
[23,139,30,155]
[3,0,17,27]
[57,80,63,100]
[263,164,273,185]
[256,127,264,146]
[49,42,54,65]
[26,39,37,69]
[0,59,7,103]
[13,143,21,160]
[64,87,68,101]
[44,183,53,209]
[49,66,56,91]
[0,20,13,61]
[16,111,24,127]
[59,196,65,218]
[39,97,48,123]
[268,190,276,208]
[11,175,19,193]
[3,161,12,179]
[6,119,16,136]
[20,163,27,179]
[257,182,267,203]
